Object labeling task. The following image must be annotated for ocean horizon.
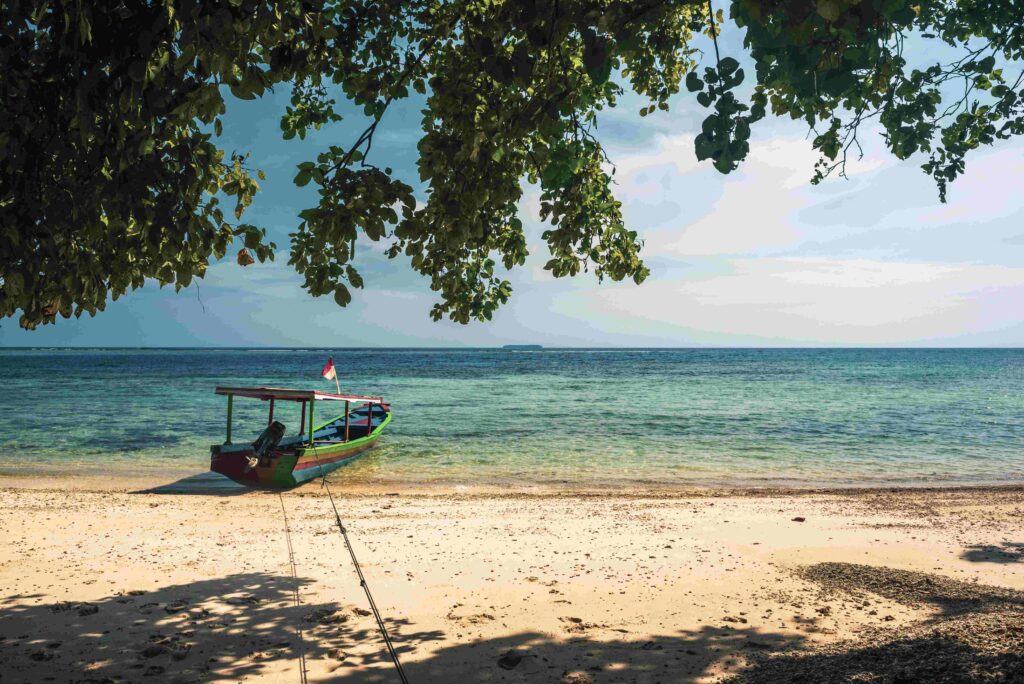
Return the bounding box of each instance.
[5,345,1024,349]
[2,347,1022,488]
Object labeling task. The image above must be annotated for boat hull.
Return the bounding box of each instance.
[211,411,391,488]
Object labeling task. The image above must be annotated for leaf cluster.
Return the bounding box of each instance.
[288,0,696,323]
[729,0,1024,198]
[3,0,1022,330]
[0,0,332,328]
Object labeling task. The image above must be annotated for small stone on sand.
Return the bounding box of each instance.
[497,650,523,669]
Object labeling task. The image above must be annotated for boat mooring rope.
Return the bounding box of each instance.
[321,477,410,684]
[278,493,309,684]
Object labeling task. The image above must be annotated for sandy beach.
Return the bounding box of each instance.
[1,478,1021,683]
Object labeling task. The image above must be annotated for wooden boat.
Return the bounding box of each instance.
[210,386,391,487]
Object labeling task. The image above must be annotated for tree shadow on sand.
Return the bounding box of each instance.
[329,562,1024,684]
[728,621,1024,683]
[961,542,1024,564]
[796,561,1024,619]
[326,625,808,683]
[0,572,443,683]
[2,563,1021,683]
[0,577,809,683]
[728,562,1024,683]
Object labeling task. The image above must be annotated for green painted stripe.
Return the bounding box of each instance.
[298,410,391,459]
[311,406,392,439]
[311,404,388,432]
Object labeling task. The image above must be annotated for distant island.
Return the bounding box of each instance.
[502,344,543,350]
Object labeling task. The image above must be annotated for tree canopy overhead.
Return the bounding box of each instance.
[3,0,1022,330]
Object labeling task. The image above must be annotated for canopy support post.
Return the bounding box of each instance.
[344,400,350,442]
[308,399,315,446]
[226,394,233,444]
[299,400,306,435]
[268,398,275,425]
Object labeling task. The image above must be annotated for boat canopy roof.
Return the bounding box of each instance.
[214,386,385,404]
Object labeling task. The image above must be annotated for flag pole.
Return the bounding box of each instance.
[323,356,341,394]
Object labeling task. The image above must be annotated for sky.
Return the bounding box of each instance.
[5,30,1024,347]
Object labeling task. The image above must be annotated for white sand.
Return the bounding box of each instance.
[0,480,1021,682]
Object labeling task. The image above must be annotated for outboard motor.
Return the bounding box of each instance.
[248,421,286,469]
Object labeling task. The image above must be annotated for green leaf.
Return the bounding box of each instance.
[816,0,842,22]
[333,284,352,307]
[582,31,613,85]
[78,13,92,44]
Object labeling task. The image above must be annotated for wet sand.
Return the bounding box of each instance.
[0,477,1021,682]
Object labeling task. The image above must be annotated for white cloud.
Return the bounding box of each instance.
[628,134,890,258]
[916,147,1024,224]
[565,256,1024,344]
[769,257,962,289]
[612,133,702,182]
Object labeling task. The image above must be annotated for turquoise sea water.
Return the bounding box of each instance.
[0,348,1022,488]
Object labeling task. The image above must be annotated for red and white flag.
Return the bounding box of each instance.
[322,356,340,393]
[321,357,337,380]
